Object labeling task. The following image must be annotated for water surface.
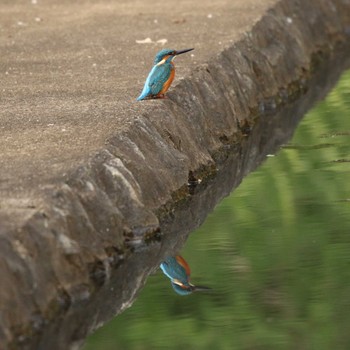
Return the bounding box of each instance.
[84,70,350,350]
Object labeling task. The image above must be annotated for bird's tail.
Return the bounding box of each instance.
[137,88,150,101]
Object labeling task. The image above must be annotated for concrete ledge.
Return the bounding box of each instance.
[1,0,350,348]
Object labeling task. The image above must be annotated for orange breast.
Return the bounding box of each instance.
[159,63,175,95]
[175,255,191,277]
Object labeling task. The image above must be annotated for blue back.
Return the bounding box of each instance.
[160,256,194,295]
[160,257,189,284]
[137,49,176,100]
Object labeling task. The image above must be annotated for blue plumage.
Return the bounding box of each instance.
[154,49,175,64]
[160,256,193,296]
[137,62,172,101]
[160,255,211,296]
[160,256,190,284]
[137,48,194,101]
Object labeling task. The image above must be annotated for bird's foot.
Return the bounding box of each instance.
[155,94,168,99]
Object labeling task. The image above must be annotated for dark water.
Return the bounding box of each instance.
[84,70,350,350]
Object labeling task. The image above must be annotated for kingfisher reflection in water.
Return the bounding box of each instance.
[160,255,211,296]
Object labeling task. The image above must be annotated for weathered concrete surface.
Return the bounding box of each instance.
[1,0,350,348]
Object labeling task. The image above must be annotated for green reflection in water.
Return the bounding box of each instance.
[84,70,350,350]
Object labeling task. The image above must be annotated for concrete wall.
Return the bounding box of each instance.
[1,0,350,348]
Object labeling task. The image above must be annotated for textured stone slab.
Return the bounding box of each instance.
[0,0,350,349]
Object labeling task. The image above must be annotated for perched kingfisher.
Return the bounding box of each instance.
[160,255,211,296]
[137,48,194,101]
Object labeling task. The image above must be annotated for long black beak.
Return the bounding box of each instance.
[192,285,211,292]
[175,48,194,56]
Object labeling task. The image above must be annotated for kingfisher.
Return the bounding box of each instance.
[137,48,194,101]
[160,255,211,296]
